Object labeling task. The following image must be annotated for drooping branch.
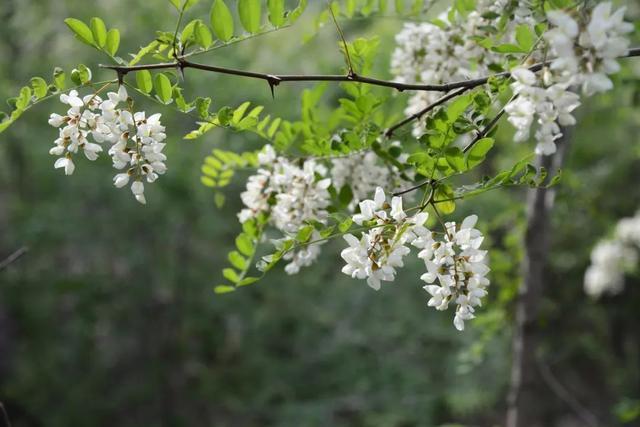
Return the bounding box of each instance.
[100,47,640,94]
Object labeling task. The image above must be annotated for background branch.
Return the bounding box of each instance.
[0,247,27,272]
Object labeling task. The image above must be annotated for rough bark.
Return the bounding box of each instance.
[506,132,571,427]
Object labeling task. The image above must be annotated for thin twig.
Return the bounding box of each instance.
[0,402,11,427]
[326,1,355,75]
[393,179,433,196]
[537,359,600,427]
[0,246,28,271]
[384,87,470,138]
[462,93,519,153]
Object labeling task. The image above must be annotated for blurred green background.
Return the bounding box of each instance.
[1,1,639,426]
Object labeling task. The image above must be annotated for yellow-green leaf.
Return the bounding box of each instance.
[30,77,48,99]
[154,73,173,104]
[90,17,107,47]
[64,18,95,46]
[210,0,234,42]
[267,0,285,27]
[105,29,120,56]
[194,21,213,48]
[136,70,153,94]
[238,0,261,33]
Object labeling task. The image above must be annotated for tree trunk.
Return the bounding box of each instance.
[506,132,571,427]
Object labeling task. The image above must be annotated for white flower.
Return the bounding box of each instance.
[54,156,75,175]
[131,180,146,204]
[113,173,130,188]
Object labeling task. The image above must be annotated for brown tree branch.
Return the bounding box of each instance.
[100,47,640,94]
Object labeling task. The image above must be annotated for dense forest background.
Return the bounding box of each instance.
[1,0,639,426]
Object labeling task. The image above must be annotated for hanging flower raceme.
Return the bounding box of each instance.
[239,145,332,275]
[417,215,490,331]
[339,187,490,331]
[505,2,632,155]
[48,82,167,204]
[390,0,533,136]
[584,211,640,298]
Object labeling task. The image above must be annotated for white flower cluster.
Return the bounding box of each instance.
[506,2,632,155]
[48,85,167,204]
[505,68,581,155]
[239,145,332,274]
[330,150,409,210]
[418,215,490,331]
[585,211,640,298]
[340,187,490,330]
[390,0,532,136]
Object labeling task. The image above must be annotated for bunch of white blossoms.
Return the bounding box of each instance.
[340,187,490,331]
[239,145,332,274]
[390,0,532,136]
[48,84,167,204]
[416,215,490,331]
[584,211,640,298]
[505,2,632,155]
[505,67,581,155]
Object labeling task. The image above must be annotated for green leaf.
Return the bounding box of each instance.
[30,77,48,99]
[136,70,153,94]
[491,43,526,54]
[89,17,107,47]
[515,24,535,51]
[338,217,353,233]
[434,184,456,215]
[445,147,465,172]
[64,18,95,47]
[465,137,494,169]
[210,0,234,41]
[217,106,233,125]
[15,87,32,110]
[228,251,247,270]
[238,0,261,33]
[168,0,181,9]
[194,21,213,48]
[288,0,307,23]
[235,233,254,256]
[181,20,198,43]
[237,277,259,286]
[446,94,471,122]
[214,285,236,294]
[395,0,405,13]
[223,268,240,283]
[154,73,173,104]
[267,0,286,27]
[195,97,211,119]
[105,29,120,56]
[53,68,66,90]
[296,225,314,243]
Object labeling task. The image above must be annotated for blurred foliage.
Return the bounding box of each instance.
[0,0,639,426]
